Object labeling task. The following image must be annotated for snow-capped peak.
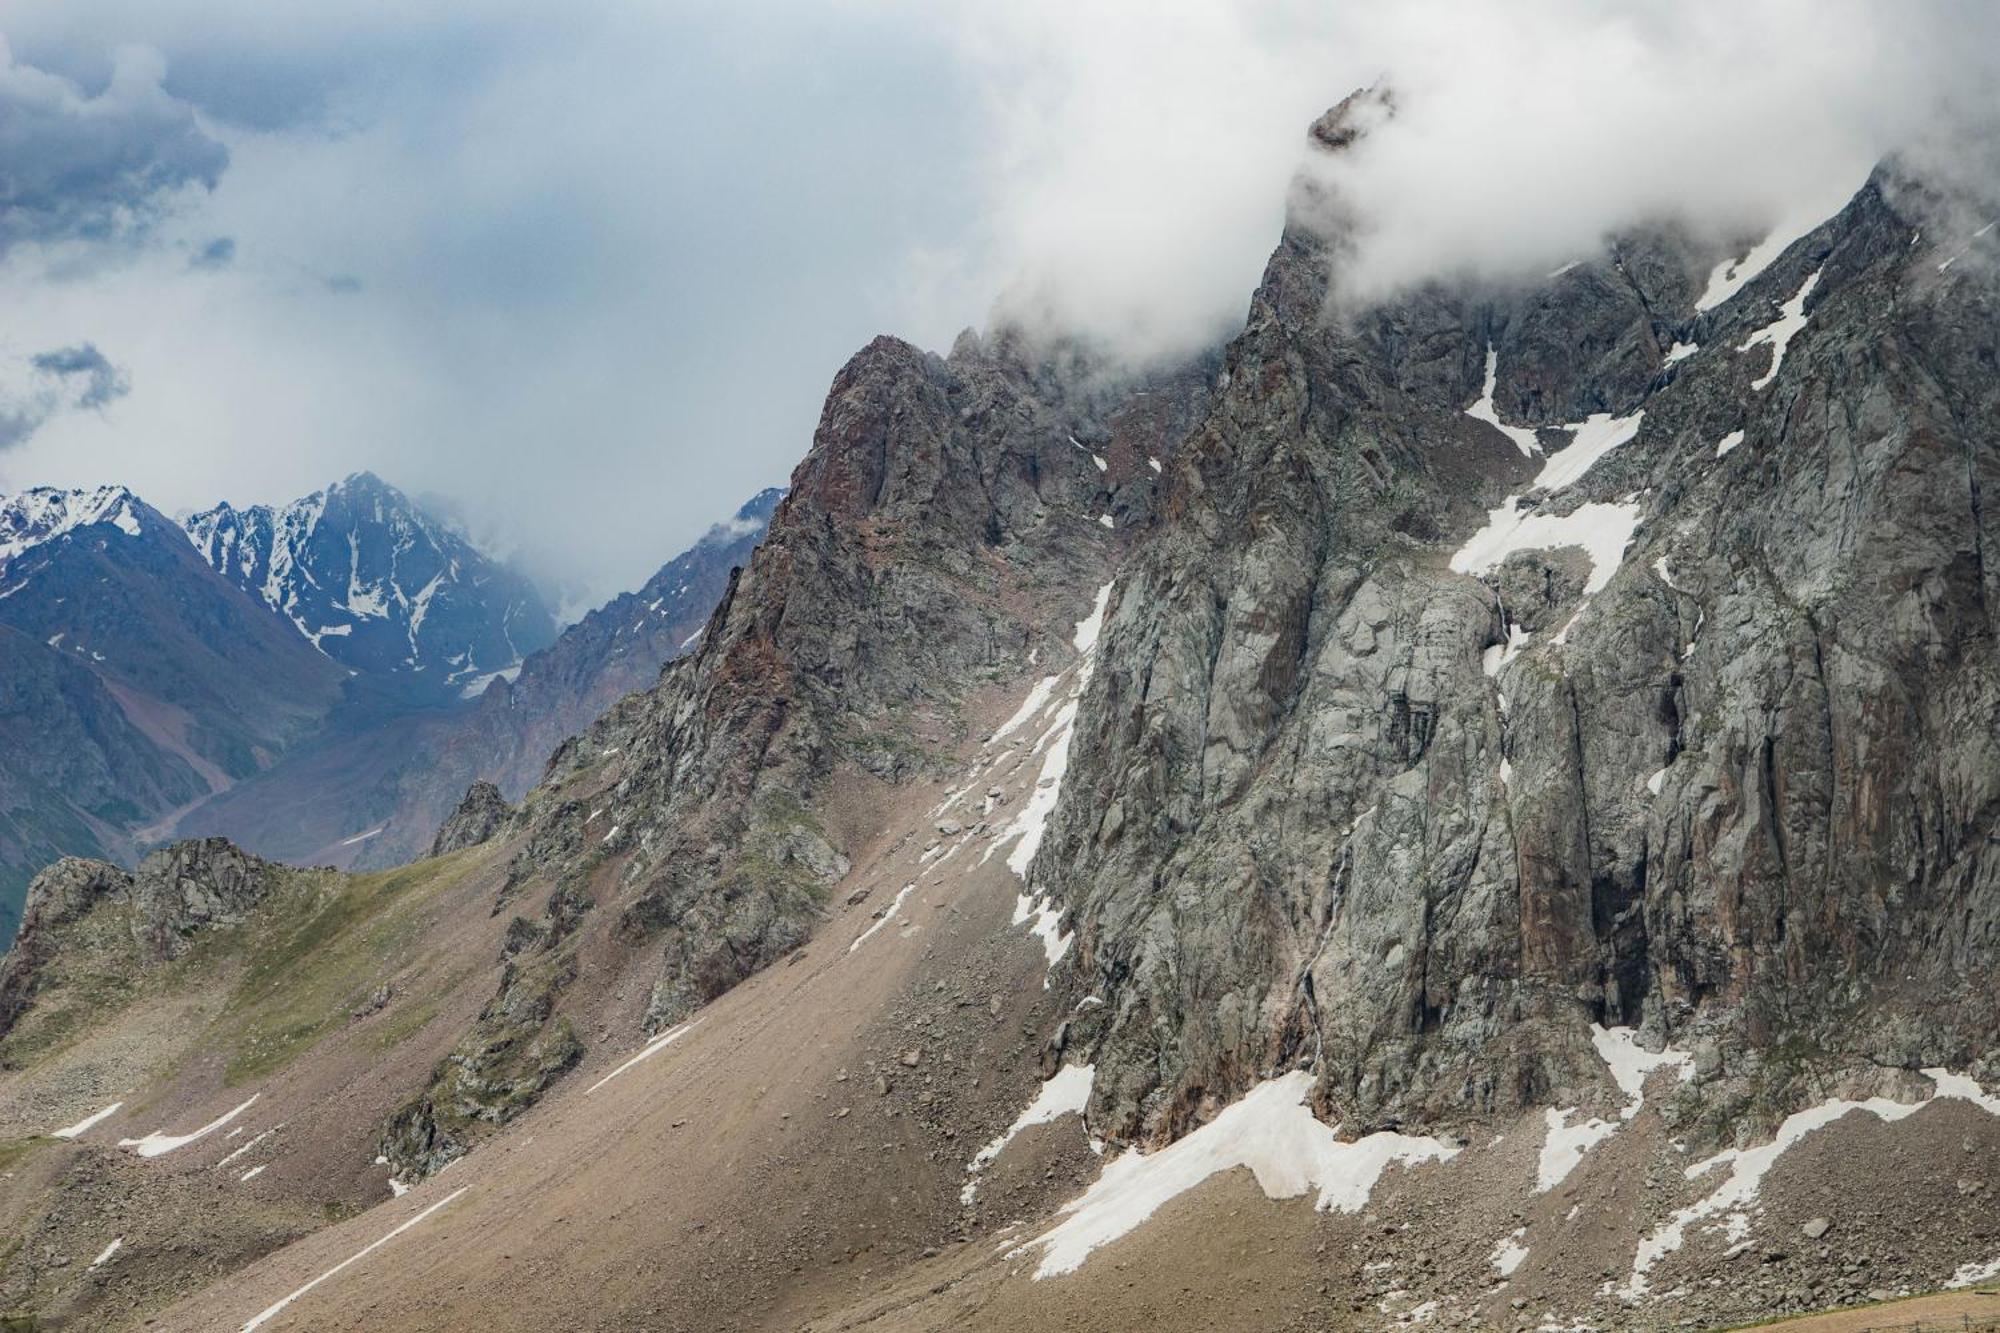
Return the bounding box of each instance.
[0,484,145,580]
[183,474,556,688]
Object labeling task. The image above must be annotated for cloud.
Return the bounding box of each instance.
[188,235,235,269]
[1296,0,2000,305]
[0,341,131,448]
[894,0,2000,359]
[31,343,130,409]
[0,35,228,259]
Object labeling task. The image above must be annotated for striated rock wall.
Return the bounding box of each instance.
[1032,102,2000,1150]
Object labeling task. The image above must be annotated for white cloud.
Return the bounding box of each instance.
[897,0,2000,352]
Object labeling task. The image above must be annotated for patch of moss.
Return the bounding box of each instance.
[0,1139,43,1175]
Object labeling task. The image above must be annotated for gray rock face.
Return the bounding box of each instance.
[1031,103,2000,1148]
[429,781,513,857]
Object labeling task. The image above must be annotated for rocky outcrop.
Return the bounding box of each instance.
[1032,103,2000,1151]
[0,837,285,1042]
[530,333,1213,1034]
[429,781,513,857]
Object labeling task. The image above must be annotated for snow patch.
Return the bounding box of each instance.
[983,583,1112,981]
[963,1064,1095,1203]
[1022,1071,1457,1278]
[1452,500,1642,597]
[1482,622,1530,678]
[1451,411,1644,597]
[458,664,522,699]
[89,1238,122,1269]
[337,825,386,848]
[1662,341,1698,367]
[1696,204,1832,312]
[992,675,1059,743]
[1738,270,1821,391]
[1071,582,1112,654]
[118,1095,258,1158]
[1491,1229,1529,1277]
[1948,1254,2000,1289]
[51,1101,123,1139]
[242,1187,470,1332]
[1012,889,1072,970]
[216,1127,278,1169]
[1097,514,1114,529]
[849,883,916,953]
[1538,1027,1691,1191]
[1715,429,1746,458]
[1464,346,1542,457]
[240,1164,267,1182]
[1619,1066,2000,1299]
[1538,1108,1620,1193]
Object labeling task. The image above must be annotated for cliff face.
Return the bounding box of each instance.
[1031,105,2000,1147]
[376,332,1215,1177]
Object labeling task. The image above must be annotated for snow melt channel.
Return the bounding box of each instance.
[242,1186,470,1332]
[1020,1070,1457,1278]
[849,882,916,953]
[986,582,1113,979]
[584,1019,701,1095]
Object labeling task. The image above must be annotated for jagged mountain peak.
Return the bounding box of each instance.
[184,474,556,690]
[0,483,150,580]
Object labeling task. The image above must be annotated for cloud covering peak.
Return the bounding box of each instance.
[905,0,2000,355]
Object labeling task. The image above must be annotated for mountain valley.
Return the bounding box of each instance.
[1,84,1998,1333]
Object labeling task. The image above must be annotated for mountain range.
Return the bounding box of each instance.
[0,90,1998,1333]
[0,473,779,941]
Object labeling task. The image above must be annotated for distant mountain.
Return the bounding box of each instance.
[185,471,557,695]
[171,488,786,871]
[365,485,788,859]
[0,485,346,937]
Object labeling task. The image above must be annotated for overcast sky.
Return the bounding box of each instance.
[1,2,1993,607]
